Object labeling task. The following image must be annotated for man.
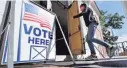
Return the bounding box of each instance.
[73,3,116,60]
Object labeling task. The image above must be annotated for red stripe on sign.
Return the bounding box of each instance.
[24,13,50,25]
[23,17,51,29]
[23,12,51,30]
[24,15,50,26]
[24,12,50,25]
[25,12,50,23]
[24,18,51,29]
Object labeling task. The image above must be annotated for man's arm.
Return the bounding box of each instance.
[73,7,88,18]
[73,12,85,18]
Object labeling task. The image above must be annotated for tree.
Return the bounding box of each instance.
[100,10,125,45]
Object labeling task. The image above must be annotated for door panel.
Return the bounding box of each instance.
[68,2,79,35]
[69,31,82,55]
[67,1,84,55]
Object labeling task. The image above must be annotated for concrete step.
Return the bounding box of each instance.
[0,57,127,68]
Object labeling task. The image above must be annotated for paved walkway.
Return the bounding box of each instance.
[0,56,127,68]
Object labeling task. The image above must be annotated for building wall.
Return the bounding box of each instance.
[0,1,7,36]
[0,1,6,26]
[0,1,10,52]
[121,1,127,17]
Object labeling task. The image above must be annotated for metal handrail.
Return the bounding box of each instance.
[114,41,127,56]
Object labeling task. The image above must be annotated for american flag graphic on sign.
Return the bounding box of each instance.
[23,3,51,30]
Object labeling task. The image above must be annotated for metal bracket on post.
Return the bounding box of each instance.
[55,16,76,64]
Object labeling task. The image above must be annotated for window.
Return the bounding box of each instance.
[58,1,68,6]
[34,0,52,10]
[40,1,47,8]
[57,1,74,9]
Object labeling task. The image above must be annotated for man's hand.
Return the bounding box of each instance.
[73,12,83,19]
[73,16,76,19]
[71,17,74,19]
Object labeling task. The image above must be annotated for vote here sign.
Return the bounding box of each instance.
[1,1,56,64]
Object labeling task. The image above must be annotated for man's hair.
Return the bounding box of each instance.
[80,3,87,7]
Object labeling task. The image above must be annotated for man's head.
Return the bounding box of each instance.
[80,3,87,11]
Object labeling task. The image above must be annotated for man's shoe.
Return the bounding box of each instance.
[106,47,111,58]
[110,46,117,57]
[85,55,98,61]
[106,46,117,58]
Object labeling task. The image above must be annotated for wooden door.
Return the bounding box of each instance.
[67,1,84,55]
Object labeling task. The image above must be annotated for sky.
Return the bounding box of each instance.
[96,1,127,42]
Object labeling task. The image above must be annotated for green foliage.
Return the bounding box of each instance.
[100,10,125,45]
